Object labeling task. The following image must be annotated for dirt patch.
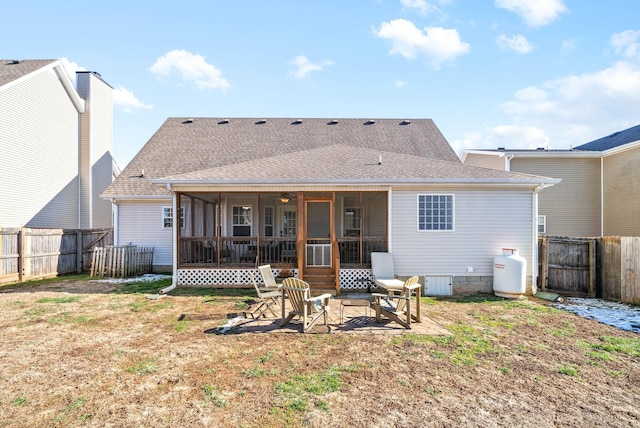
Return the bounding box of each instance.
[0,279,638,427]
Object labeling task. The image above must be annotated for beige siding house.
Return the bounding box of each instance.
[461,123,640,237]
[103,118,558,295]
[0,59,116,228]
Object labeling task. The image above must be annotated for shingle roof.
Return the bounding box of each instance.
[0,59,57,87]
[104,117,550,198]
[159,144,542,183]
[574,124,640,152]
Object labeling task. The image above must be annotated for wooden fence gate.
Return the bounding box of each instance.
[538,236,596,297]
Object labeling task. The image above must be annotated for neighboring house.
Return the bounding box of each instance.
[102,118,558,294]
[0,59,116,228]
[461,124,640,237]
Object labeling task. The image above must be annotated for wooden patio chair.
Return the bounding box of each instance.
[258,264,279,288]
[371,276,422,329]
[280,277,332,333]
[248,272,281,318]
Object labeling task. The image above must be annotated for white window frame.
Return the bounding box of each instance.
[263,206,274,237]
[163,206,184,229]
[538,215,547,234]
[417,194,455,232]
[232,205,253,236]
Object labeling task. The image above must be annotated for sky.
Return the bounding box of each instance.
[3,0,640,169]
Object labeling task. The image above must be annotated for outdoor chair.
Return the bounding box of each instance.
[280,277,332,333]
[248,272,281,318]
[371,275,422,329]
[258,264,279,288]
[371,252,405,293]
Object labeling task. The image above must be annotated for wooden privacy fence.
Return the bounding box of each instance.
[91,245,154,278]
[539,236,640,305]
[0,228,113,284]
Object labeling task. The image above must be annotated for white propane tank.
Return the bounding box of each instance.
[493,248,526,299]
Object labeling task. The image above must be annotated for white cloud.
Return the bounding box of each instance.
[611,30,640,59]
[373,18,470,68]
[495,0,568,28]
[113,85,153,113]
[454,59,640,153]
[497,34,533,54]
[400,0,450,16]
[289,55,334,79]
[59,57,87,84]
[150,49,230,91]
[394,80,409,87]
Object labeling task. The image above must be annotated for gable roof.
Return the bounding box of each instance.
[0,59,57,87]
[574,123,640,152]
[104,117,556,198]
[156,144,547,184]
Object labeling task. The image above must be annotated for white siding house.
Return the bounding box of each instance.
[104,118,558,295]
[0,60,116,228]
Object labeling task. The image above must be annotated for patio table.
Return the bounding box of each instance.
[340,298,372,323]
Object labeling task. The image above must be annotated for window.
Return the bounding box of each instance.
[264,206,274,237]
[233,206,252,236]
[418,194,454,231]
[344,207,361,236]
[538,215,546,234]
[163,206,184,229]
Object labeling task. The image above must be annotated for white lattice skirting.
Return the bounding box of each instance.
[178,268,373,291]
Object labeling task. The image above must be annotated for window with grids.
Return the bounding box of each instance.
[163,206,184,229]
[538,215,546,234]
[418,194,454,231]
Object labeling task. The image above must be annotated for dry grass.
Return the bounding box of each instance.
[0,276,639,427]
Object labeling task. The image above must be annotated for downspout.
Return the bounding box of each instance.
[600,156,604,236]
[160,184,177,294]
[531,183,544,295]
[505,154,514,171]
[111,198,119,245]
[387,188,393,252]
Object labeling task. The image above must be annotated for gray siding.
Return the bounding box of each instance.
[511,157,601,237]
[603,146,640,235]
[117,201,173,266]
[390,188,534,277]
[0,68,80,227]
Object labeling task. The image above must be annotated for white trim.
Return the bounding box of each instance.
[416,193,455,232]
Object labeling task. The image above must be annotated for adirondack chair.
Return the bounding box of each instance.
[280,277,332,333]
[248,272,281,318]
[371,276,422,328]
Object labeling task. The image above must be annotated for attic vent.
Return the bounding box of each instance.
[364,120,375,125]
[291,119,303,125]
[10,60,20,65]
[255,120,266,125]
[497,147,505,151]
[400,120,411,125]
[218,119,230,124]
[327,120,338,125]
[182,119,194,124]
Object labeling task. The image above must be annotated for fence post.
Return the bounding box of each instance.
[539,236,548,291]
[588,239,596,298]
[76,230,83,274]
[18,228,25,282]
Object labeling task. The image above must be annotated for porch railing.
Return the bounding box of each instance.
[179,236,387,268]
